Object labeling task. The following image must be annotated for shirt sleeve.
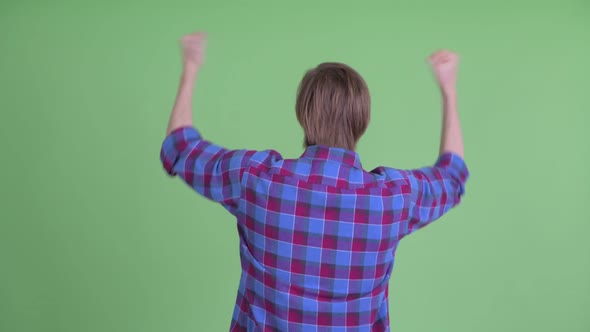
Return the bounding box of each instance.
[160,126,278,213]
[401,152,469,235]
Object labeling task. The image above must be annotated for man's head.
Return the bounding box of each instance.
[296,62,370,151]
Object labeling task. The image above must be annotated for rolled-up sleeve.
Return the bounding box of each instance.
[403,152,469,235]
[160,126,263,212]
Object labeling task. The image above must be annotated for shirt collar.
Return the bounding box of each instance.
[300,145,363,169]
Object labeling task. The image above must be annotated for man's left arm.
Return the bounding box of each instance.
[165,32,205,136]
[161,127,265,212]
[161,32,278,212]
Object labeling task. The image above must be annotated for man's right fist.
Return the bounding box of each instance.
[428,50,460,92]
[180,32,207,70]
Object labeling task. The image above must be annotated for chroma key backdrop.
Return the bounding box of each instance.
[1,0,588,331]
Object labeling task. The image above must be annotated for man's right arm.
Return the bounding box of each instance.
[430,50,464,159]
[404,50,468,234]
[379,50,469,237]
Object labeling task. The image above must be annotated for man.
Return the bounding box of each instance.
[161,32,469,331]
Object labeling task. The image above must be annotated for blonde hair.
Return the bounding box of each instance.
[295,62,370,151]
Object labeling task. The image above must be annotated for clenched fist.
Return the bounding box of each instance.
[181,32,207,70]
[429,50,459,93]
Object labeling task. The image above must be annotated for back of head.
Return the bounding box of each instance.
[296,62,371,151]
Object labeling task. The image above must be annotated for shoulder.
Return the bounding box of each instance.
[369,165,409,181]
[247,149,284,167]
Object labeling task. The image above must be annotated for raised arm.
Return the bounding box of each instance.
[165,32,206,135]
[160,32,282,214]
[429,50,464,158]
[379,50,468,237]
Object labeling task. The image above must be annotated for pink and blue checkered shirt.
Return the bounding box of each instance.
[161,127,469,331]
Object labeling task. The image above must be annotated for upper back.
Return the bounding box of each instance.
[237,145,411,298]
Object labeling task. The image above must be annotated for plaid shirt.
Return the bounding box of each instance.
[161,127,469,331]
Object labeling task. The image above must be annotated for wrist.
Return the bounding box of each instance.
[183,62,200,75]
[441,86,457,99]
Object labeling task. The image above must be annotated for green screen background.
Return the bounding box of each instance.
[1,0,589,331]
